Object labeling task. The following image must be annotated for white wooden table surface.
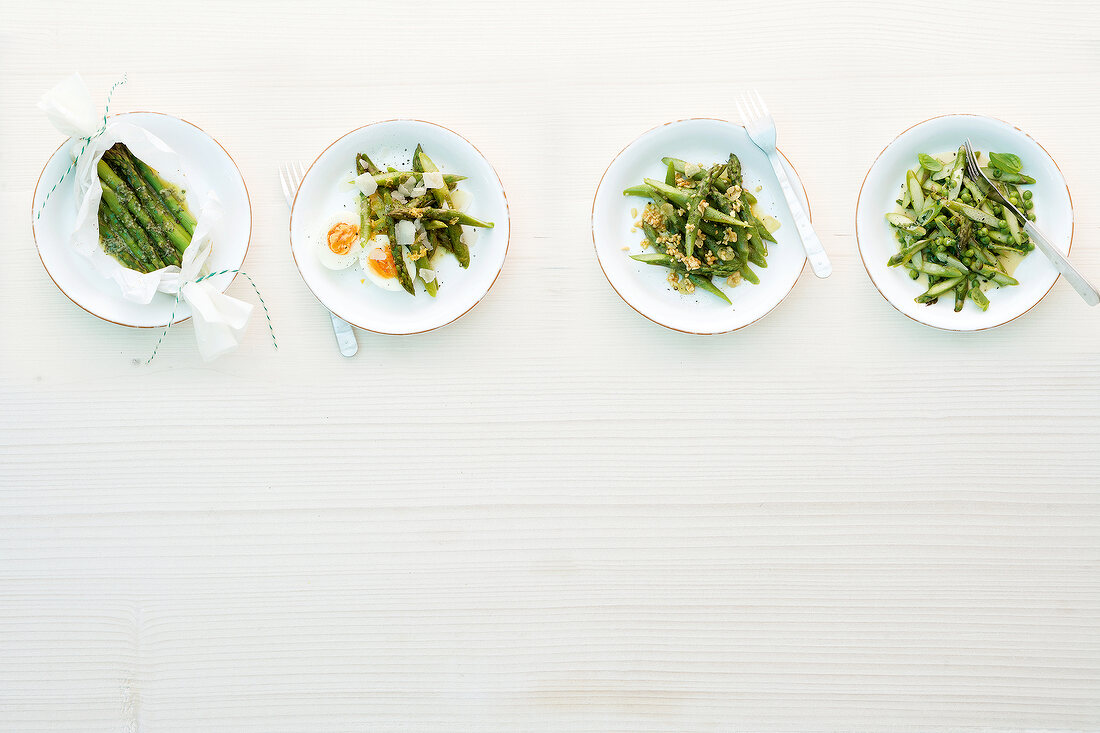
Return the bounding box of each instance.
[3,1,1099,730]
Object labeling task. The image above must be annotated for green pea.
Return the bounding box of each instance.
[1023,190,1033,200]
[980,226,989,235]
[1025,199,1034,210]
[980,236,991,244]
[965,248,975,257]
[909,269,919,280]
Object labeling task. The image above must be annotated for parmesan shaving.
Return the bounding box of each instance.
[353,173,377,196]
[395,220,416,246]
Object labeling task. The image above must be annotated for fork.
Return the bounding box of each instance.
[736,90,831,278]
[962,139,1098,306]
[280,161,360,356]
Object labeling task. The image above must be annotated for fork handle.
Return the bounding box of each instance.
[1024,220,1100,306]
[764,150,831,279]
[329,312,359,356]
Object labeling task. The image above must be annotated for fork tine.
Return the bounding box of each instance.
[754,89,769,116]
[963,138,981,180]
[296,160,307,183]
[278,164,291,201]
[735,98,748,125]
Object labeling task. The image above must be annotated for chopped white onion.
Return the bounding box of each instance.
[684,163,702,177]
[395,220,416,246]
[450,189,472,211]
[391,190,407,204]
[353,172,378,196]
[422,171,444,189]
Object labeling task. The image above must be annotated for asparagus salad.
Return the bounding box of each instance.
[96,143,197,272]
[622,155,779,304]
[885,147,1037,312]
[318,145,493,296]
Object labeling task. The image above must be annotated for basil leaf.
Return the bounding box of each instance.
[989,152,1023,174]
[918,153,943,172]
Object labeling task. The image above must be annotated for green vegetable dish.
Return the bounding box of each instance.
[885,146,1037,312]
[319,145,494,297]
[96,143,197,273]
[622,155,779,304]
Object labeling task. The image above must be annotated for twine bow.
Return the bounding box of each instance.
[146,269,277,364]
[35,73,127,221]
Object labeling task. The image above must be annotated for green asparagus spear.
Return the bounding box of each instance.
[97,210,143,271]
[687,274,732,305]
[128,152,197,235]
[98,185,168,269]
[370,171,466,188]
[103,147,192,255]
[388,206,494,229]
[97,159,179,264]
[684,168,716,258]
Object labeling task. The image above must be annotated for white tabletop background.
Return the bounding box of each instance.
[2,1,1099,731]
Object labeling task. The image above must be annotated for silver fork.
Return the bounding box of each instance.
[962,139,1098,306]
[736,90,831,278]
[280,161,360,356]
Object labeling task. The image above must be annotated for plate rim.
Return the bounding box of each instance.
[854,112,1074,332]
[590,117,810,336]
[30,110,253,329]
[289,118,511,336]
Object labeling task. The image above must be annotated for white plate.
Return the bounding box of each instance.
[591,118,809,334]
[290,120,509,335]
[855,114,1072,331]
[31,111,251,328]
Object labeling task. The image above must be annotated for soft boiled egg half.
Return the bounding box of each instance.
[358,232,413,292]
[318,214,414,292]
[318,213,362,270]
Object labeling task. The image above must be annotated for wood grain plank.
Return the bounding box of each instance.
[2,0,1099,730]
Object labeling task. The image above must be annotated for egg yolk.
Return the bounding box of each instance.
[369,247,397,278]
[327,222,359,255]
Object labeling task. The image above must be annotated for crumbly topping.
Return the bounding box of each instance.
[641,204,664,229]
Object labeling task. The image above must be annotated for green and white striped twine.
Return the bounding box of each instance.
[35,74,128,221]
[146,269,278,364]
